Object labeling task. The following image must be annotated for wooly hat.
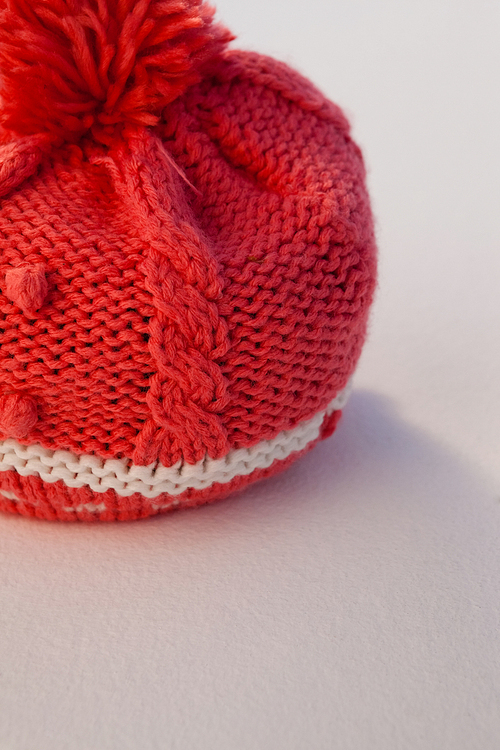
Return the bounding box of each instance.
[0,0,376,521]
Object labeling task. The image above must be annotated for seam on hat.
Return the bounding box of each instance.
[0,381,352,499]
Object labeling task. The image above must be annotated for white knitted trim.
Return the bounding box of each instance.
[0,382,352,500]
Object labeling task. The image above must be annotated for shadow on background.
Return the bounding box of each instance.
[223,388,498,535]
[0,389,496,539]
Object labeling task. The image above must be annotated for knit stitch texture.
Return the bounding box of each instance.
[0,1,376,521]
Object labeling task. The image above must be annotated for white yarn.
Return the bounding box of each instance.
[64,502,107,513]
[0,489,20,501]
[0,382,352,500]
[325,377,352,413]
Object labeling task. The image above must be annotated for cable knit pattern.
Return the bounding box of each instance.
[92,129,231,466]
[0,38,376,520]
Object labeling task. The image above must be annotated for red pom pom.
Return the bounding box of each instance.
[5,264,48,316]
[0,392,38,439]
[0,0,233,141]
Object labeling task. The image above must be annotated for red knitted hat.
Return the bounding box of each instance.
[0,0,376,522]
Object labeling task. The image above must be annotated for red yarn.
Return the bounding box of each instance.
[0,0,233,141]
[320,410,342,440]
[5,263,48,316]
[0,4,377,522]
[0,48,376,486]
[0,392,38,438]
[0,135,52,198]
[0,409,338,521]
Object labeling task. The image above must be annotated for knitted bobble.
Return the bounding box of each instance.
[0,392,38,439]
[5,264,48,316]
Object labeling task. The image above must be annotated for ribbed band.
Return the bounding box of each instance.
[0,382,352,499]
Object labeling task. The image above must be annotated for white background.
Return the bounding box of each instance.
[1,1,499,748]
